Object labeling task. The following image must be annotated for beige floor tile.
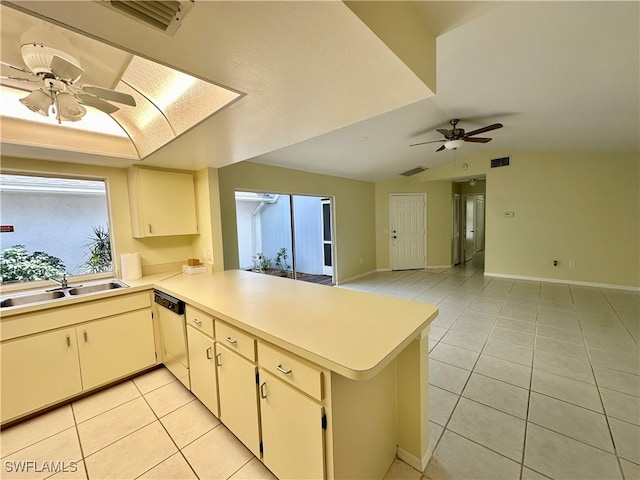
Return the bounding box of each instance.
[144,380,195,418]
[382,459,421,480]
[482,338,533,367]
[521,467,551,479]
[620,459,640,480]
[1,427,82,480]
[462,373,529,419]
[447,397,525,462]
[138,452,197,479]
[490,327,534,348]
[587,346,640,375]
[609,418,640,464]
[428,386,459,426]
[534,336,589,361]
[425,430,521,480]
[600,388,640,426]
[450,318,494,337]
[160,399,221,449]
[72,380,141,423]
[473,355,531,389]
[84,422,176,479]
[440,330,487,353]
[76,397,156,456]
[495,317,536,334]
[524,423,621,480]
[228,458,277,480]
[429,360,471,395]
[536,324,584,344]
[0,405,74,458]
[533,351,595,384]
[593,366,640,397]
[181,425,253,480]
[48,459,87,480]
[133,367,179,395]
[528,392,613,452]
[429,343,479,371]
[428,422,444,452]
[530,369,603,413]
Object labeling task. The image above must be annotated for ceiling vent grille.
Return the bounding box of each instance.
[100,1,194,36]
[399,166,427,177]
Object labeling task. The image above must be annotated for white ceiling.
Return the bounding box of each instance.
[1,1,638,182]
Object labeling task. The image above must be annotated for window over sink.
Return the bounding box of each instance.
[0,173,113,285]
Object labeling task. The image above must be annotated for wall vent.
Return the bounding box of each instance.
[490,156,510,168]
[399,166,427,177]
[100,0,194,36]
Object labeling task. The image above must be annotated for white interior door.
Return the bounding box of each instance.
[474,196,485,253]
[453,194,461,266]
[464,196,476,262]
[321,199,333,276]
[390,194,426,270]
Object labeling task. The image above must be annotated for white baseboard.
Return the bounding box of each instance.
[397,446,432,472]
[427,265,454,269]
[484,272,640,292]
[336,269,378,285]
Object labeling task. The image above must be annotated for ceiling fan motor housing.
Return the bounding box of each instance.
[21,43,83,81]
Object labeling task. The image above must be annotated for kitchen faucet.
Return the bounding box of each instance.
[49,273,69,289]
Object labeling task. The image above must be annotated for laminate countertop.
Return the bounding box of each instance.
[155,270,438,380]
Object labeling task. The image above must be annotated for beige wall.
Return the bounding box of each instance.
[0,157,201,276]
[417,151,640,288]
[217,161,376,283]
[374,178,453,269]
[193,167,225,272]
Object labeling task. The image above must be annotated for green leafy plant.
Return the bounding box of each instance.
[274,247,290,272]
[0,245,66,283]
[80,225,113,274]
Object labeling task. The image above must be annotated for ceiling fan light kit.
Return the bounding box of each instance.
[410,118,503,152]
[18,89,52,116]
[444,139,463,150]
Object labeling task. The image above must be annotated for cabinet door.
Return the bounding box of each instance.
[130,168,198,237]
[259,369,325,480]
[78,309,156,390]
[216,344,260,457]
[187,326,219,416]
[1,328,82,423]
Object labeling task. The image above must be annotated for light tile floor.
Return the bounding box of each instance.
[1,265,638,480]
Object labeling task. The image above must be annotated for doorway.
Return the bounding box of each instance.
[453,193,485,266]
[389,194,426,270]
[235,191,335,284]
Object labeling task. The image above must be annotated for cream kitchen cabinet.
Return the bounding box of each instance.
[127,166,198,238]
[186,326,219,416]
[77,309,156,391]
[258,368,325,480]
[216,342,261,457]
[1,327,82,423]
[1,290,157,425]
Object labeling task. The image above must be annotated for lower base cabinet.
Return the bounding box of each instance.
[216,343,261,457]
[259,368,325,480]
[1,327,82,422]
[186,325,219,416]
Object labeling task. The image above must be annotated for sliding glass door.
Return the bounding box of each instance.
[235,191,334,285]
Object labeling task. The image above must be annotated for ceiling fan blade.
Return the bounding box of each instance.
[464,137,492,143]
[435,145,446,152]
[436,128,453,139]
[1,61,35,76]
[50,55,84,82]
[81,85,136,106]
[0,75,41,83]
[464,123,503,137]
[410,139,446,147]
[76,93,120,114]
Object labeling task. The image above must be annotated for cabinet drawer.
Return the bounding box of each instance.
[185,305,214,337]
[258,341,323,401]
[216,321,255,361]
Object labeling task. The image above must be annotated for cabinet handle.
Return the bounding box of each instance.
[225,337,237,345]
[276,365,292,375]
[83,330,88,342]
[216,353,222,366]
[148,224,152,234]
[206,346,212,359]
[66,335,71,347]
[260,382,268,399]
[192,318,202,325]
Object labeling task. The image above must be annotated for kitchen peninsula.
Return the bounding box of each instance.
[154,270,437,479]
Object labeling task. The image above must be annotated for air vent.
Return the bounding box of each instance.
[100,0,194,36]
[491,156,510,168]
[400,166,427,177]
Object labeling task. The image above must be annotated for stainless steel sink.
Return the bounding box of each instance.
[1,279,129,308]
[0,290,67,308]
[67,281,127,295]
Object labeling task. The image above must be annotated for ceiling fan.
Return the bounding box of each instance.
[1,43,136,123]
[410,119,503,152]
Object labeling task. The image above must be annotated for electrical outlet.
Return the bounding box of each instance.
[553,260,558,267]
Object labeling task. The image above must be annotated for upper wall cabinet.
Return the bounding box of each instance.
[127,167,198,238]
